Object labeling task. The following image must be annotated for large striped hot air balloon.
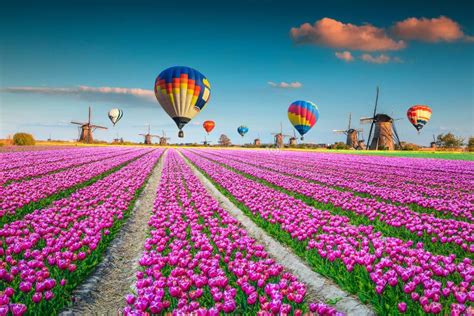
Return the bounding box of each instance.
[108,108,123,126]
[154,66,211,138]
[288,100,319,140]
[203,120,215,134]
[237,125,249,137]
[407,105,432,133]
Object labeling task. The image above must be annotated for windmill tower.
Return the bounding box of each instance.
[71,106,108,143]
[159,130,170,146]
[201,136,212,146]
[288,130,297,146]
[139,125,160,145]
[271,122,291,149]
[333,113,364,149]
[360,87,401,150]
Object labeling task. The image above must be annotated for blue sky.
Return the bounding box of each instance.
[1,0,473,145]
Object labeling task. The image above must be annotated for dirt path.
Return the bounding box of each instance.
[60,152,165,316]
[179,151,375,316]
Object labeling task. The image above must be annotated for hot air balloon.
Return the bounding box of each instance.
[108,108,123,126]
[237,126,248,137]
[407,105,432,133]
[203,120,215,134]
[288,100,319,140]
[154,66,211,138]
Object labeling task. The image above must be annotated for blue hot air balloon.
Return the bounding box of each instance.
[237,125,249,137]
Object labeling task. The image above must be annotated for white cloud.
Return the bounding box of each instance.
[335,51,354,62]
[1,85,156,105]
[360,53,391,64]
[267,81,303,89]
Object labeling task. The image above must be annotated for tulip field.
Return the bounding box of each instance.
[0,146,472,315]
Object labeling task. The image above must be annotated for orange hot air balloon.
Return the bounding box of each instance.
[203,120,215,134]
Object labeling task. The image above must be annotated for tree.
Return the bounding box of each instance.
[218,134,231,147]
[13,133,35,146]
[437,133,464,148]
[468,137,474,152]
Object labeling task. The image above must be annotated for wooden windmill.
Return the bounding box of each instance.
[288,130,297,146]
[333,113,364,149]
[71,106,107,143]
[159,130,170,146]
[139,124,160,145]
[201,136,212,146]
[271,122,291,149]
[253,138,261,146]
[360,87,401,150]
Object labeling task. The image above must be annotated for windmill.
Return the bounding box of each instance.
[159,130,170,146]
[201,136,212,146]
[71,106,108,143]
[333,113,364,149]
[360,87,401,150]
[430,134,438,149]
[271,122,291,149]
[288,130,297,146]
[139,124,160,145]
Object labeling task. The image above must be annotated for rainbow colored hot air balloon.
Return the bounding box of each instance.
[407,105,432,133]
[203,120,215,134]
[154,66,211,138]
[288,100,319,140]
[237,125,248,137]
[108,108,123,126]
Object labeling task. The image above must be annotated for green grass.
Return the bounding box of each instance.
[324,150,474,161]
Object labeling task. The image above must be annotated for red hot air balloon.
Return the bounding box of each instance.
[203,120,215,134]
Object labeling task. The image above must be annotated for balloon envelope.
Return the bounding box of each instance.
[108,108,123,126]
[154,66,211,137]
[237,125,248,137]
[288,100,319,138]
[203,120,215,134]
[407,105,432,132]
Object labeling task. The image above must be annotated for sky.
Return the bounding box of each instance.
[1,0,473,145]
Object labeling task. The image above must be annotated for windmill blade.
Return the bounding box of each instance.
[373,86,379,118]
[392,122,402,146]
[150,134,161,137]
[333,129,346,133]
[139,134,147,136]
[359,117,374,124]
[367,121,375,150]
[71,121,87,125]
[90,124,108,130]
[348,113,352,130]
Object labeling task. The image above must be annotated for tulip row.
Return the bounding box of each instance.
[189,149,473,258]
[0,148,153,218]
[0,147,111,172]
[182,149,473,315]
[209,150,474,220]
[125,149,341,315]
[0,148,164,315]
[0,147,138,185]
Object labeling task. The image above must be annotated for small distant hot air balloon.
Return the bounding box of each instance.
[237,126,249,137]
[203,120,215,134]
[288,100,319,140]
[154,66,211,138]
[407,105,432,133]
[108,108,123,126]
